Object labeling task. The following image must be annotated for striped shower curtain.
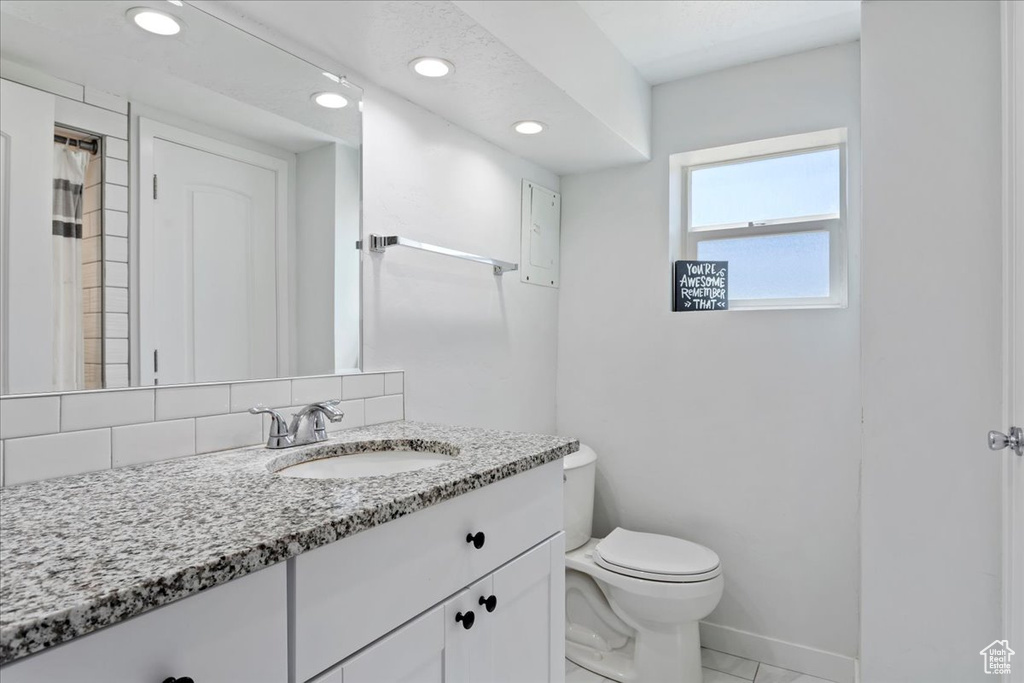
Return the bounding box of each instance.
[52,143,90,391]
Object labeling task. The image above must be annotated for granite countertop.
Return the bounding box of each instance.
[0,421,578,665]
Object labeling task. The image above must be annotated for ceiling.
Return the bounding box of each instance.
[0,1,361,152]
[578,0,861,85]
[210,1,860,175]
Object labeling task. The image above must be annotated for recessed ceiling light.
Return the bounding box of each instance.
[410,57,454,78]
[312,92,348,109]
[127,7,182,36]
[513,120,545,135]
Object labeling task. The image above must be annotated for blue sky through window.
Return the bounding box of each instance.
[691,148,840,228]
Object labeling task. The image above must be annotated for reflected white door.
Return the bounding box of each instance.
[144,135,278,385]
[0,79,55,394]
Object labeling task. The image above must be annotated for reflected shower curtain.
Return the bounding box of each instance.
[52,144,90,391]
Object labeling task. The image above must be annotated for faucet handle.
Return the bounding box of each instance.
[249,405,291,447]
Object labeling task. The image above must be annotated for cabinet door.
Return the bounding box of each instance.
[444,575,494,683]
[310,606,445,683]
[491,535,564,683]
[0,563,287,683]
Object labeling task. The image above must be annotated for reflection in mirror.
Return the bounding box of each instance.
[0,0,362,396]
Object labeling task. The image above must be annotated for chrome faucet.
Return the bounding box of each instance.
[249,400,345,449]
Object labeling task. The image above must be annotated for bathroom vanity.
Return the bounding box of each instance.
[0,422,576,682]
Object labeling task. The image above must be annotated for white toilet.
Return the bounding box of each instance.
[564,445,723,683]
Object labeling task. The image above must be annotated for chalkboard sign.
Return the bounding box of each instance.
[674,260,728,311]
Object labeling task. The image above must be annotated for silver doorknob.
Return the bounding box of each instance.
[988,426,1023,456]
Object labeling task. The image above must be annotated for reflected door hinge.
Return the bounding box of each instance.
[153,349,159,386]
[153,174,158,200]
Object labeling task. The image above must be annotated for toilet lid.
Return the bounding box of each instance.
[594,528,721,582]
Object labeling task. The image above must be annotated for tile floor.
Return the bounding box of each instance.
[565,648,837,683]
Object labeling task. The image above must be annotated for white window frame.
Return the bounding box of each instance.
[680,129,848,310]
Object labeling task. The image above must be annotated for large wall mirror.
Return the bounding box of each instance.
[0,0,362,396]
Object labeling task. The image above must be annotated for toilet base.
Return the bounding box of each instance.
[567,622,704,683]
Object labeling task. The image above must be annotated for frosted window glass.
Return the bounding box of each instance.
[697,231,830,300]
[690,148,840,228]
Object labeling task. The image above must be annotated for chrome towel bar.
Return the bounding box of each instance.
[363,234,519,276]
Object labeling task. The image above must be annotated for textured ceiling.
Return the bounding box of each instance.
[577,0,861,84]
[214,0,651,175]
[0,0,361,152]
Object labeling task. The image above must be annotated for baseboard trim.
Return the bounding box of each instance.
[699,621,858,683]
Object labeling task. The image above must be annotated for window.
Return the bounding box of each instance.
[680,131,847,309]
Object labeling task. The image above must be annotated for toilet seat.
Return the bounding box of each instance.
[594,528,721,583]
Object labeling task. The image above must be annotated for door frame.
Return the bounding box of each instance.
[138,118,290,385]
[1001,2,1023,678]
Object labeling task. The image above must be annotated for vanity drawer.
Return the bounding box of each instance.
[292,458,563,682]
[1,563,287,683]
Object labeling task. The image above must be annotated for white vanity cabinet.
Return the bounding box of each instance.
[0,563,289,683]
[0,459,565,683]
[291,459,564,682]
[312,534,565,683]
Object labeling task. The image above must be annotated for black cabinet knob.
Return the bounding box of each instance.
[455,610,475,629]
[162,678,195,683]
[479,594,497,612]
[466,531,485,549]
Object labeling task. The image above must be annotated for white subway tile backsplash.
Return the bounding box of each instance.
[105,137,128,161]
[4,429,111,485]
[230,380,291,413]
[105,158,128,186]
[0,372,405,486]
[105,261,128,287]
[83,261,101,288]
[83,287,102,314]
[343,373,385,400]
[84,313,102,339]
[105,338,129,364]
[83,184,101,211]
[82,211,101,239]
[195,413,262,453]
[61,389,153,431]
[365,395,404,425]
[105,235,128,262]
[105,365,129,388]
[384,372,404,396]
[104,184,128,212]
[104,210,128,237]
[83,236,101,263]
[156,385,230,421]
[105,313,128,338]
[112,419,194,467]
[330,399,365,431]
[106,287,128,313]
[0,396,61,439]
[291,376,343,405]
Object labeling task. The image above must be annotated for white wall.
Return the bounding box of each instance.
[296,143,338,375]
[334,143,360,372]
[556,42,862,672]
[860,2,1004,681]
[361,85,560,433]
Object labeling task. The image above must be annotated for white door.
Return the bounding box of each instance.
[491,537,563,683]
[0,79,55,394]
[1006,3,1024,678]
[140,122,285,385]
[445,576,494,683]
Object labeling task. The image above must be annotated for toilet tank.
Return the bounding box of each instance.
[563,444,598,551]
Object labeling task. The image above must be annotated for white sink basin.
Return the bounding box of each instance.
[276,449,455,480]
